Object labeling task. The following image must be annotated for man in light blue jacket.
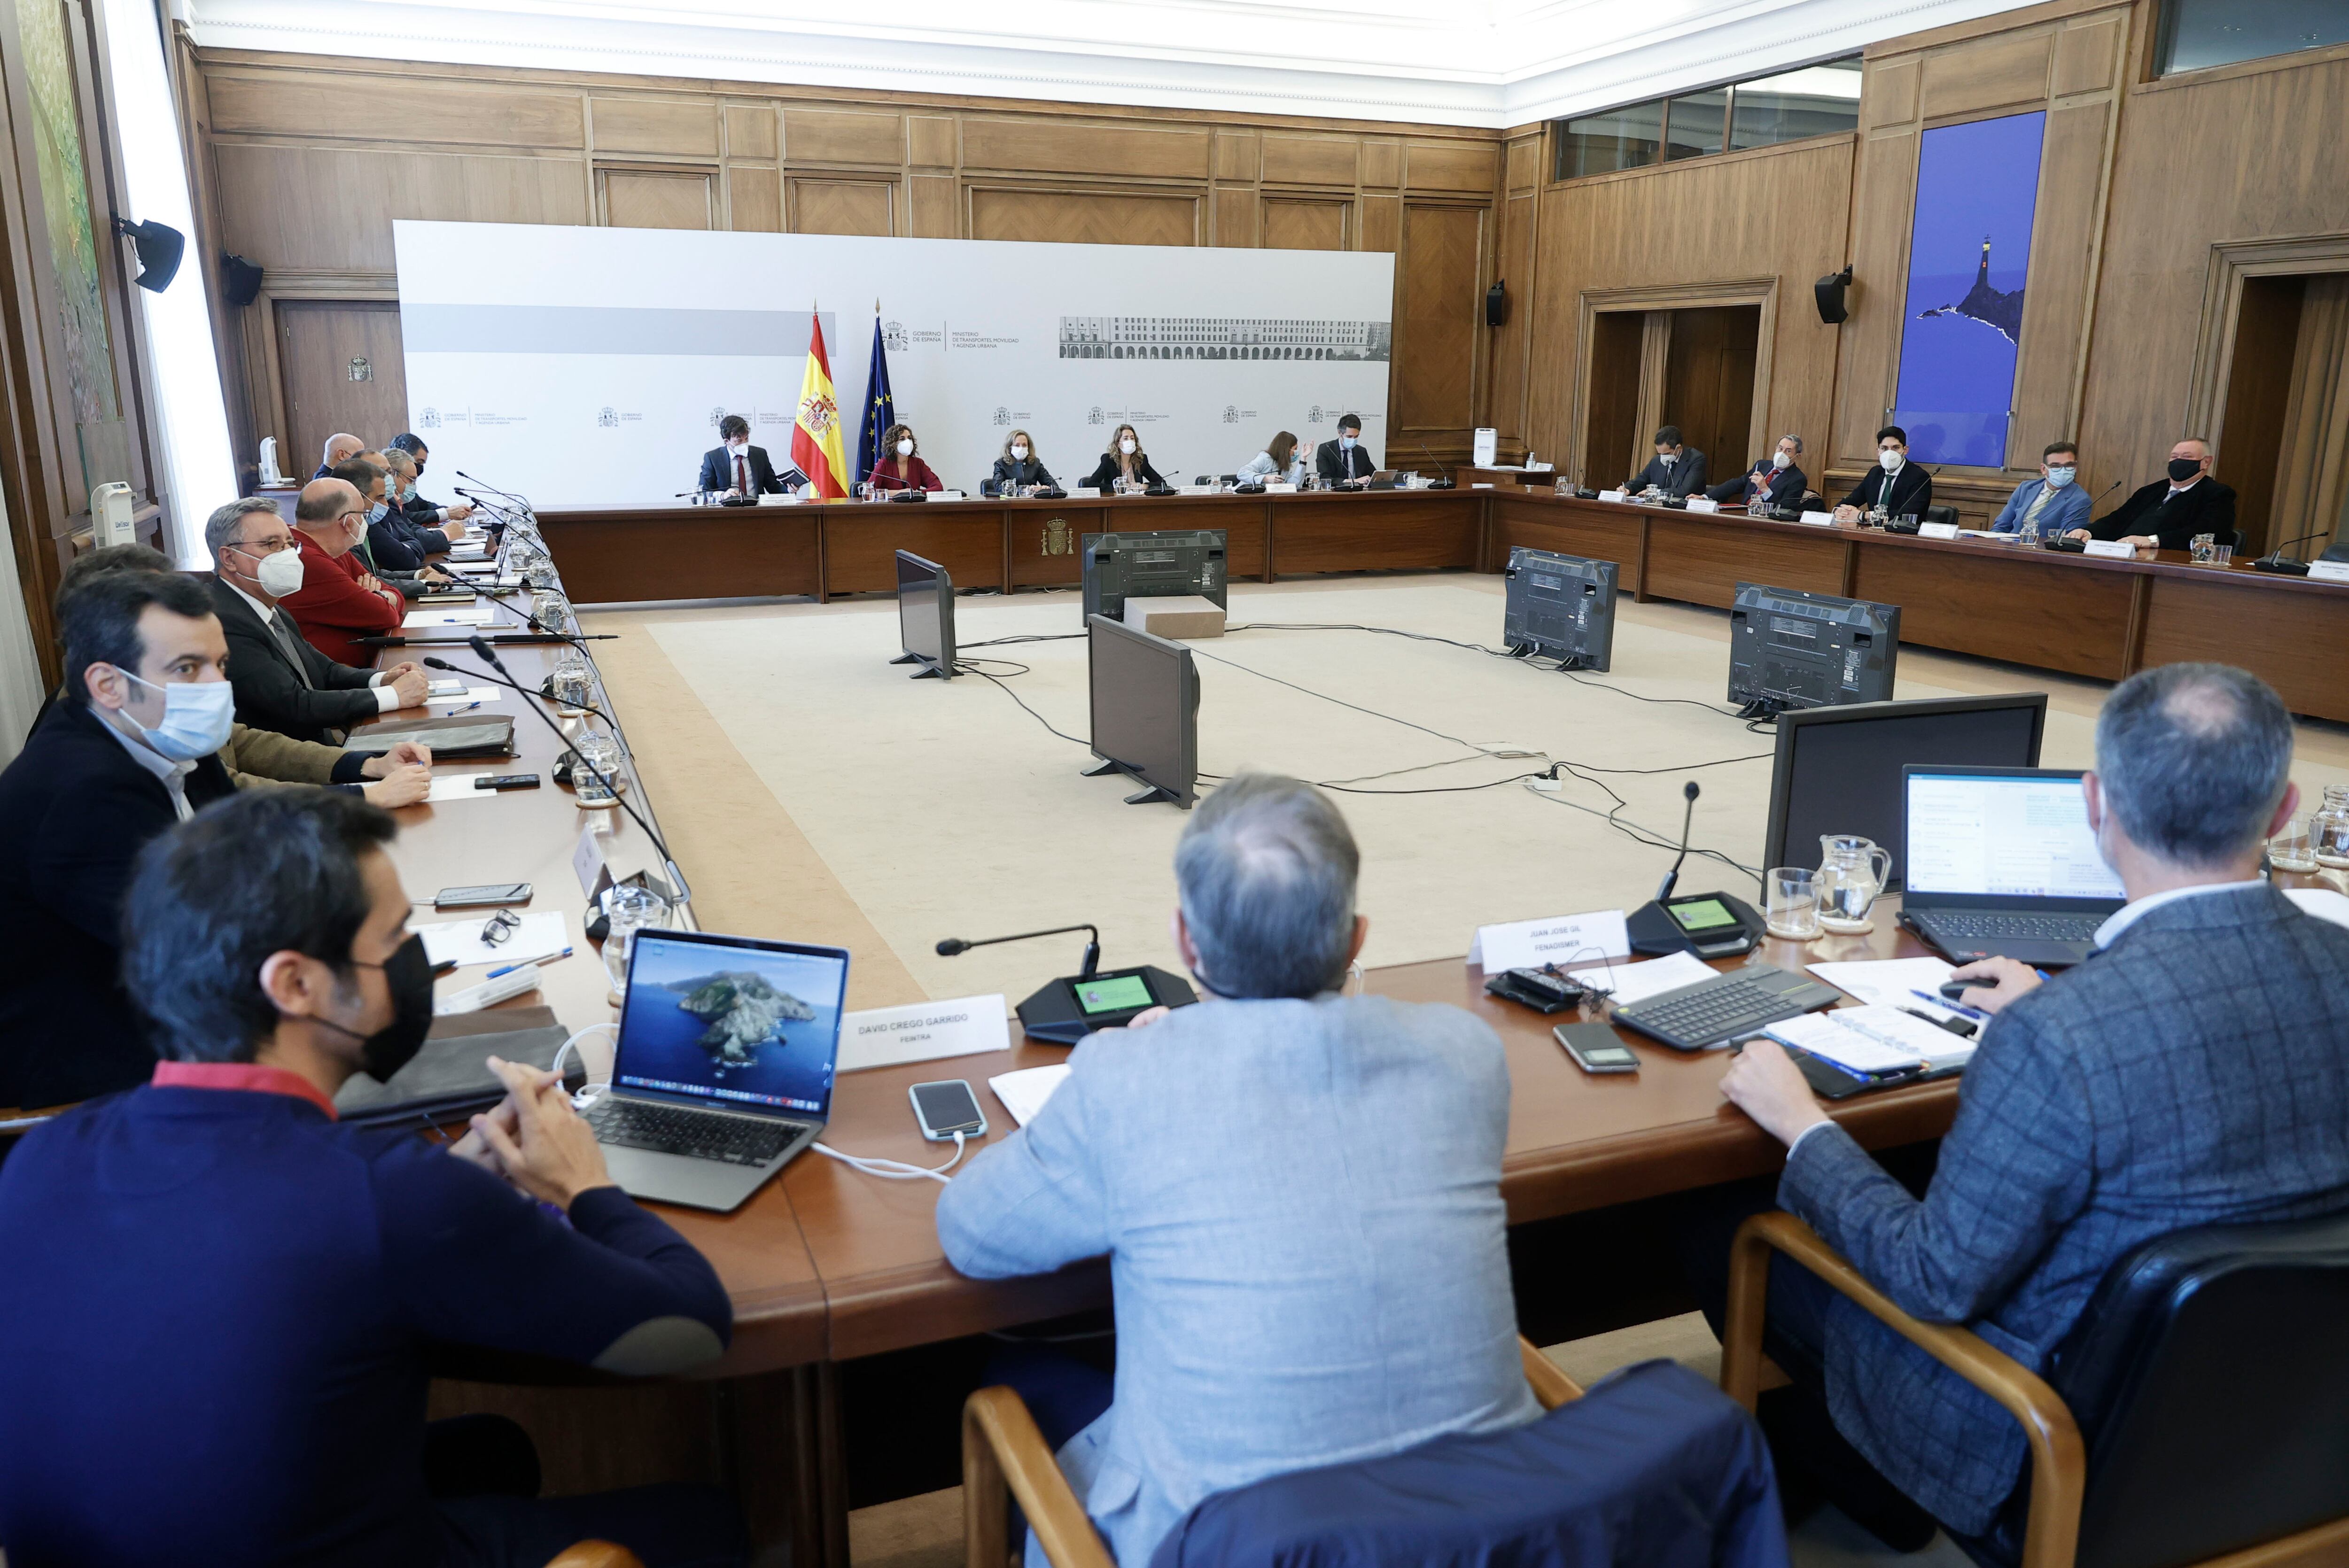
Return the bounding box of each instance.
[936,774,1540,1566]
[1990,441,2092,536]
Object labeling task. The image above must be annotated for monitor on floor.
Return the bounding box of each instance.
[1087,612,1199,807]
[893,550,957,679]
[1762,693,2047,888]
[1081,529,1227,624]
[1502,546,1617,670]
[1728,583,1901,714]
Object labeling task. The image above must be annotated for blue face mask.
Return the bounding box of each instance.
[367,500,389,524]
[112,669,234,761]
[2045,466,2075,489]
[1339,434,1356,450]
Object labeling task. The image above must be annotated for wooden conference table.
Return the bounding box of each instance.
[537,487,2349,723]
[381,547,1965,1562]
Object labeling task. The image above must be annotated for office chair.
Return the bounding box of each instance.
[961,1339,1579,1568]
[1924,505,1960,528]
[1721,1211,2349,1568]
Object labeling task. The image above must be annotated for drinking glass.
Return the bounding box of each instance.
[602,885,665,999]
[2210,544,2233,567]
[572,727,624,809]
[1766,867,1822,940]
[2268,816,2320,874]
[548,650,593,715]
[532,587,572,635]
[525,556,560,591]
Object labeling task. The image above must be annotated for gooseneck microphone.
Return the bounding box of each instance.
[2254,525,2335,574]
[1655,781,1701,904]
[936,923,1102,980]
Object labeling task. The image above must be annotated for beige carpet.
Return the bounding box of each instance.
[583,574,2349,1008]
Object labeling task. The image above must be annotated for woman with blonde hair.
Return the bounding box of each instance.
[1081,423,1166,491]
[989,429,1056,496]
[868,422,942,492]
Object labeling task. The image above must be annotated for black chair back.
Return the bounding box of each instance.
[1923,504,1960,528]
[2033,1212,2349,1568]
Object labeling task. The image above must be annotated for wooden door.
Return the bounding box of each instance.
[1662,304,1761,481]
[276,301,408,471]
[1394,202,1486,442]
[1583,310,1645,489]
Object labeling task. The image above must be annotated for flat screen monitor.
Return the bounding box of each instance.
[893,550,956,679]
[1087,612,1198,807]
[1762,693,2046,890]
[1502,547,1617,670]
[1728,582,1901,714]
[1081,529,1227,624]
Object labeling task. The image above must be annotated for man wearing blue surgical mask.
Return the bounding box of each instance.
[0,571,240,1108]
[1991,440,2092,538]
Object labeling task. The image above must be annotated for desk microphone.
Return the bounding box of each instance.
[934,921,1198,1043]
[1625,780,1765,958]
[1655,781,1699,903]
[455,469,531,509]
[2253,525,2334,575]
[1409,437,1456,487]
[937,923,1100,980]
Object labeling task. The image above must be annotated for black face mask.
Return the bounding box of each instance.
[321,934,436,1081]
[2167,457,2202,483]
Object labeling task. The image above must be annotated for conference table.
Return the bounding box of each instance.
[535,487,2349,724]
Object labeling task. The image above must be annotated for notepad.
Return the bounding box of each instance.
[403,604,495,628]
[1766,1006,1974,1076]
[1574,949,1713,1006]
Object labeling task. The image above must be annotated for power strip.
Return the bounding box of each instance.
[434,966,545,1015]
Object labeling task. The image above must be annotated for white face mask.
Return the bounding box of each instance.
[726,437,747,454]
[1880,447,1905,472]
[1120,439,1136,456]
[896,439,914,457]
[235,539,306,598]
[1011,445,1029,461]
[110,668,235,761]
[1771,450,1791,468]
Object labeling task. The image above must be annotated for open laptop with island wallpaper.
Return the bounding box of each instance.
[583,928,851,1212]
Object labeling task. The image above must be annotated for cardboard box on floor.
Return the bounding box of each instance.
[1122,594,1225,639]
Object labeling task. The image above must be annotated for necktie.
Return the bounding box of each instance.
[2022,485,2054,526]
[735,454,749,493]
[266,608,315,689]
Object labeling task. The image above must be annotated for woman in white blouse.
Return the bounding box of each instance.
[1235,430,1304,484]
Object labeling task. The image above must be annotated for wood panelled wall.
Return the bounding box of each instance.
[178,46,1506,483]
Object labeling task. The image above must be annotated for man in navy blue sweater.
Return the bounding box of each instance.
[0,790,745,1568]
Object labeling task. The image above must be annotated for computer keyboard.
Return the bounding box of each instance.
[587,1098,803,1166]
[1613,963,1843,1053]
[1913,911,2104,942]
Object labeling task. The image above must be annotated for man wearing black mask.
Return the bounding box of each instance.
[0,790,746,1568]
[2070,436,2236,552]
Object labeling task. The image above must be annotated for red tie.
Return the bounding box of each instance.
[735,454,749,493]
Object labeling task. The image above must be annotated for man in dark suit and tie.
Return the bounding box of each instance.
[203,496,427,745]
[698,414,800,497]
[0,572,240,1109]
[1312,414,1377,484]
[1701,661,2349,1551]
[2068,436,2237,552]
[1631,426,1708,498]
[1706,434,1807,509]
[1834,425,1933,522]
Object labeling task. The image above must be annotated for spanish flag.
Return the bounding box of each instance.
[791,310,850,501]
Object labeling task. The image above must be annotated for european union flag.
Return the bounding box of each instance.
[856,313,895,486]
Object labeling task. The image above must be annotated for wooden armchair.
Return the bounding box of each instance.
[1720,1211,2349,1568]
[960,1337,1582,1568]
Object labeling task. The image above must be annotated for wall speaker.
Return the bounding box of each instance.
[1486,280,1508,327]
[112,217,184,293]
[1814,265,1853,326]
[222,252,264,308]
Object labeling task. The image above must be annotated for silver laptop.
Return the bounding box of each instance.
[1898,765,2128,968]
[584,928,850,1213]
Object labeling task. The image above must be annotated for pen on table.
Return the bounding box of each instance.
[1912,987,1990,1021]
[487,947,572,979]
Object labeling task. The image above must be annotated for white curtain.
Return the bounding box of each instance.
[0,485,50,764]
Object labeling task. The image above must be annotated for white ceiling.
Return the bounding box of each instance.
[178,0,2028,128]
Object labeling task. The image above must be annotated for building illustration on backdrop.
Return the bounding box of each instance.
[1059,316,1392,361]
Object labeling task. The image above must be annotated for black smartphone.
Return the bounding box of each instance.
[1555,1023,1640,1075]
[909,1080,987,1141]
[474,774,540,790]
[435,883,533,909]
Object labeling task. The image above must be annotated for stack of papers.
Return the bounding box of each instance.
[1807,957,1964,1023]
[988,1063,1069,1126]
[416,909,569,969]
[1571,948,1714,1005]
[1766,1006,1975,1076]
[403,604,496,628]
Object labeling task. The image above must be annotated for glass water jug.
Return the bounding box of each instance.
[2314,784,2349,870]
[1817,834,1893,934]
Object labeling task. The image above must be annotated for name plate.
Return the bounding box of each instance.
[836,993,1011,1073]
[2083,539,2136,559]
[1685,497,1719,514]
[1598,488,1628,504]
[2308,560,2349,583]
[935,489,968,502]
[1798,510,1836,527]
[1072,486,1101,498]
[1467,908,1631,972]
[1181,483,1220,496]
[1263,481,1298,494]
[757,491,800,505]
[1919,521,1961,539]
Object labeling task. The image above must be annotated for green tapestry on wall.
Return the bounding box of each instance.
[20,0,126,501]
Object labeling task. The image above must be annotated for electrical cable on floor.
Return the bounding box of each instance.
[956,662,1090,747]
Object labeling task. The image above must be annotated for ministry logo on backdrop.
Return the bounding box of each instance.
[597,407,618,428]
[709,407,727,428]
[1087,406,1104,425]
[884,320,908,352]
[1223,404,1238,424]
[419,407,441,429]
[992,406,1010,426]
[1308,405,1323,425]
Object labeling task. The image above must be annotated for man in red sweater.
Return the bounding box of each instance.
[280,477,404,666]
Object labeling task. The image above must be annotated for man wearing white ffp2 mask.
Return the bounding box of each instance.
[696,413,802,498]
[1706,433,1805,510]
[1835,423,1933,523]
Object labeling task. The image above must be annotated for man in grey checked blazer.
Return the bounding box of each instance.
[1720,662,2349,1541]
[936,775,1540,1567]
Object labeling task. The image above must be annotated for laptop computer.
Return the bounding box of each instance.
[584,927,851,1213]
[1898,765,2128,967]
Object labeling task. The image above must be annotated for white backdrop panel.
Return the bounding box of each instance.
[392,222,1396,506]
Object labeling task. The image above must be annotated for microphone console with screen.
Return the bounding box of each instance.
[2252,526,2334,575]
[1624,781,1765,958]
[934,922,1197,1043]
